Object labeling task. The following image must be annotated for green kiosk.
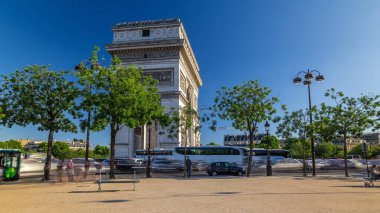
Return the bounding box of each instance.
[0,149,21,181]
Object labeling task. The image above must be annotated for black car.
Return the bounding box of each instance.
[115,158,143,171]
[207,162,246,176]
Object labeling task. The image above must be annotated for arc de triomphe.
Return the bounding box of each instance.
[105,18,202,158]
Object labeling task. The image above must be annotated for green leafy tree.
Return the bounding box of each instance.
[277,109,310,176]
[207,80,279,177]
[315,142,336,158]
[0,140,23,150]
[0,106,4,119]
[348,143,372,158]
[92,57,162,179]
[289,139,311,159]
[0,65,78,180]
[38,142,48,152]
[256,135,280,149]
[75,46,104,178]
[52,142,71,160]
[371,145,380,157]
[206,142,219,146]
[93,145,110,156]
[322,88,380,176]
[168,103,200,178]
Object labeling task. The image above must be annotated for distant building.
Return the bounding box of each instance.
[66,141,86,150]
[362,133,380,146]
[17,139,32,147]
[24,140,45,151]
[224,134,265,147]
[333,138,366,151]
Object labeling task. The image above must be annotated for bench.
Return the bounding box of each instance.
[96,179,140,191]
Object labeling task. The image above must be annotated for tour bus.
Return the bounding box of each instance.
[135,146,291,166]
[136,146,246,165]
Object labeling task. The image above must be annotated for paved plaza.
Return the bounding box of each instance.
[1,176,380,213]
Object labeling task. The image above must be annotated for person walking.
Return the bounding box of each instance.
[186,156,192,178]
[67,159,75,182]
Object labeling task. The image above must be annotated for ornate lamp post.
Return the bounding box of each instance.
[265,121,272,176]
[293,69,325,176]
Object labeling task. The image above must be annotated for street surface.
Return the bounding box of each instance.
[1,175,380,213]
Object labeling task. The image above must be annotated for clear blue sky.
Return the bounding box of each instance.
[1,0,380,146]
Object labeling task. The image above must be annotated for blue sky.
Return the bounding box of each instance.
[1,0,380,146]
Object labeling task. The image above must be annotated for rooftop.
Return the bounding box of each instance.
[114,18,181,29]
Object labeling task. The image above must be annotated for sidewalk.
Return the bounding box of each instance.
[1,175,380,213]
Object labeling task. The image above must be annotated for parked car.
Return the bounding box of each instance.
[151,159,184,172]
[207,162,246,176]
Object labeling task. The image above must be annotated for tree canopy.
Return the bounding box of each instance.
[321,88,380,176]
[207,80,280,177]
[0,65,78,180]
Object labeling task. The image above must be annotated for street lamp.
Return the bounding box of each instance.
[293,69,325,176]
[265,121,272,176]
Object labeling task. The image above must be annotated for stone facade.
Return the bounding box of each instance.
[106,18,202,158]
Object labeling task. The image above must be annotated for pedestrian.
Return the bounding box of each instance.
[57,159,64,182]
[186,156,192,178]
[67,159,75,182]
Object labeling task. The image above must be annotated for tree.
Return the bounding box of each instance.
[0,106,4,119]
[207,80,279,177]
[93,145,110,156]
[315,142,336,158]
[52,142,71,160]
[38,142,48,152]
[206,142,219,146]
[348,143,372,158]
[168,103,200,178]
[92,56,162,179]
[277,109,310,176]
[322,88,380,176]
[289,139,311,159]
[371,145,380,157]
[75,46,103,178]
[0,65,78,180]
[0,140,23,150]
[256,135,280,149]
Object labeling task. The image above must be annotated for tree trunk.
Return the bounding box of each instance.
[146,126,152,178]
[247,130,254,177]
[183,131,188,178]
[109,123,118,179]
[84,111,91,179]
[43,128,54,181]
[343,131,348,177]
[302,138,306,177]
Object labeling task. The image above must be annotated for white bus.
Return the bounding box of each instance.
[136,146,248,166]
[135,147,291,166]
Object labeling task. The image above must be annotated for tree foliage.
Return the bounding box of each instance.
[321,88,380,176]
[207,80,280,177]
[93,145,110,156]
[315,142,336,158]
[52,142,71,160]
[276,109,310,175]
[91,56,163,179]
[206,142,219,146]
[0,65,78,180]
[168,103,200,178]
[0,140,23,151]
[256,135,280,149]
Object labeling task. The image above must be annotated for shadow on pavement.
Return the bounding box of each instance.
[69,190,120,193]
